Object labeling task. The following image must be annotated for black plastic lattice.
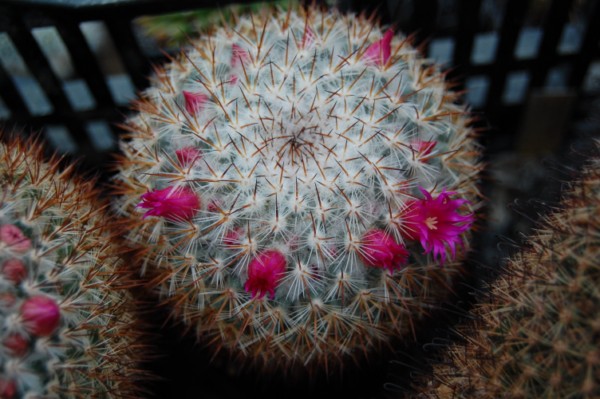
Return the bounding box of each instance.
[0,0,599,170]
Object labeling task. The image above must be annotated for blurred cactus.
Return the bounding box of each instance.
[115,5,481,373]
[411,141,600,398]
[0,134,148,398]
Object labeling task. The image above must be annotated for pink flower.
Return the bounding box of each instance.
[244,250,287,299]
[360,229,409,272]
[21,295,60,337]
[223,228,243,247]
[411,140,437,157]
[231,44,250,68]
[0,293,15,308]
[401,187,474,263]
[183,90,209,115]
[207,200,221,213]
[363,29,394,66]
[0,378,16,399]
[137,186,200,221]
[301,24,315,49]
[1,259,27,284]
[229,44,250,85]
[0,225,31,253]
[3,333,29,357]
[175,146,201,166]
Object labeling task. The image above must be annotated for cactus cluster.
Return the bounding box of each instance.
[0,134,147,398]
[114,6,481,372]
[412,143,600,398]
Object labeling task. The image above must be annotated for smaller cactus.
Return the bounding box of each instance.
[410,141,600,398]
[0,133,148,398]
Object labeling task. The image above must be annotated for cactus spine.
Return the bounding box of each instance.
[115,5,482,372]
[412,143,600,398]
[0,134,147,398]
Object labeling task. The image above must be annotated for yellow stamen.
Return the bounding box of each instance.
[425,216,438,230]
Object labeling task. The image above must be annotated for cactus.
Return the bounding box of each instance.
[0,134,148,398]
[411,142,600,398]
[114,5,481,373]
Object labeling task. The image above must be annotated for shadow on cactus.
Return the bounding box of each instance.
[410,140,600,398]
[0,133,149,398]
[114,5,482,376]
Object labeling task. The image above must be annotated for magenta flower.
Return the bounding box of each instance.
[244,250,287,299]
[401,187,474,263]
[363,29,394,66]
[0,378,16,399]
[229,44,250,85]
[137,186,200,221]
[3,333,29,357]
[175,146,201,166]
[207,200,221,213]
[21,295,60,337]
[410,140,437,157]
[183,90,209,115]
[0,224,31,253]
[301,24,315,49]
[223,228,243,247]
[0,293,15,308]
[1,259,27,284]
[231,44,250,68]
[360,229,409,272]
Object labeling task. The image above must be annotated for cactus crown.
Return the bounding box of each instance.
[116,6,481,372]
[0,135,146,398]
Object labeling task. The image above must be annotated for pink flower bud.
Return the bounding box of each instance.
[0,293,15,308]
[229,44,250,85]
[411,140,437,157]
[223,228,243,247]
[183,90,209,115]
[231,44,250,68]
[363,29,393,66]
[137,186,200,221]
[175,147,201,166]
[0,225,31,253]
[360,229,409,272]
[207,200,221,213]
[1,259,27,284]
[20,295,60,337]
[0,378,16,399]
[3,333,29,357]
[401,187,474,264]
[301,24,315,49]
[244,250,287,299]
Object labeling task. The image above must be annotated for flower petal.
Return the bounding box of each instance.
[363,29,394,66]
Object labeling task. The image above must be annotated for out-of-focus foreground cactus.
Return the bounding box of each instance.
[411,142,600,398]
[114,5,482,373]
[0,134,148,398]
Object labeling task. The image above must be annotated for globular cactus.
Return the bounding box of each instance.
[0,134,148,398]
[411,142,600,398]
[115,5,481,373]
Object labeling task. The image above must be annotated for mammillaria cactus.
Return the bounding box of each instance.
[411,143,600,398]
[0,134,148,398]
[115,5,481,373]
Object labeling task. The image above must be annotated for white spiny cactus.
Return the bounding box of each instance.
[115,5,482,372]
